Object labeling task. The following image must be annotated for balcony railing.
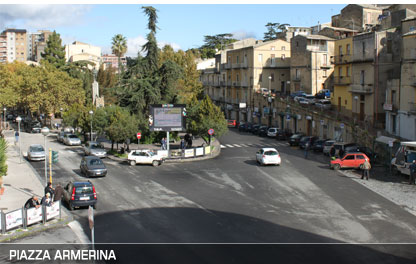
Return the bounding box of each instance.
[224,64,231,69]
[331,54,352,64]
[292,76,301,82]
[349,84,373,94]
[333,76,351,85]
[232,62,248,69]
[409,103,416,114]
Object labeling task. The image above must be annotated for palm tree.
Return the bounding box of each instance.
[111,34,127,73]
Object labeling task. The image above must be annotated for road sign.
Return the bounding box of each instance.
[340,123,345,129]
[137,132,142,139]
[286,114,291,120]
[88,206,94,230]
[208,128,214,135]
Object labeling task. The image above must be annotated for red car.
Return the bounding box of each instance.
[330,152,370,170]
[227,119,237,127]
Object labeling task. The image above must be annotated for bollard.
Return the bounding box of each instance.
[1,210,5,234]
[22,207,27,230]
[42,205,46,225]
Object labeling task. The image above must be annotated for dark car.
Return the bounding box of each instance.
[251,124,261,135]
[80,156,108,177]
[276,129,293,140]
[299,136,319,149]
[329,142,359,158]
[62,181,97,210]
[245,123,254,132]
[258,126,269,137]
[288,133,305,146]
[312,139,329,152]
[238,122,247,132]
[290,91,306,99]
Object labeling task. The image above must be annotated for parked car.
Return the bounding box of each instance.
[227,119,237,127]
[256,148,281,166]
[329,142,359,158]
[316,89,331,99]
[288,133,305,146]
[238,122,248,132]
[80,156,108,177]
[312,139,329,152]
[299,136,319,149]
[276,129,293,141]
[290,91,306,99]
[62,181,97,210]
[84,141,107,158]
[128,149,164,166]
[258,126,269,137]
[64,134,81,146]
[315,99,332,110]
[330,152,370,170]
[251,124,261,135]
[64,127,75,133]
[57,131,71,143]
[267,127,279,137]
[323,140,336,156]
[349,146,376,164]
[246,123,254,133]
[29,122,42,133]
[299,95,316,105]
[27,144,45,161]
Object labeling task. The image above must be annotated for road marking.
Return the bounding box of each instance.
[134,186,142,193]
[240,144,249,147]
[220,145,226,148]
[68,221,90,243]
[225,144,235,148]
[233,144,242,148]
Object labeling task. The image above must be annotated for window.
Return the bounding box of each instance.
[323,54,327,66]
[338,45,343,55]
[295,69,300,79]
[271,54,275,65]
[345,99,347,105]
[258,54,263,63]
[410,26,415,32]
[236,74,239,82]
[346,44,351,55]
[271,46,275,51]
[282,46,285,51]
[338,67,342,77]
[296,41,299,47]
[392,115,396,133]
[344,155,355,160]
[391,90,396,104]
[360,70,365,85]
[362,42,366,56]
[357,155,365,160]
[346,66,350,77]
[271,73,274,82]
[387,39,392,53]
[323,70,327,77]
[281,54,285,60]
[236,55,239,63]
[259,74,262,82]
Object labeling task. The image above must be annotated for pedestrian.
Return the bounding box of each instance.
[44,182,55,199]
[24,196,41,209]
[163,137,167,150]
[161,137,166,150]
[53,183,64,202]
[14,130,19,145]
[180,138,185,150]
[187,136,193,149]
[304,140,310,159]
[41,193,53,206]
[184,133,190,147]
[361,159,371,180]
[409,160,416,185]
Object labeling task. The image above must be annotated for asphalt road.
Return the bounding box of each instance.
[25,129,416,263]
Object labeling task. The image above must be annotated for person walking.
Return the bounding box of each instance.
[44,182,55,199]
[14,131,19,145]
[160,138,166,150]
[41,193,53,206]
[53,183,64,202]
[409,160,416,185]
[24,196,41,209]
[361,159,371,180]
[180,138,185,150]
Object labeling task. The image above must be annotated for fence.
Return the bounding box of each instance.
[156,145,213,160]
[0,201,61,234]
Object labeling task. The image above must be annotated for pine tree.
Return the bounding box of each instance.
[41,31,66,69]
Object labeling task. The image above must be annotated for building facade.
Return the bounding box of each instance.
[0,29,27,63]
[65,41,101,71]
[102,54,127,72]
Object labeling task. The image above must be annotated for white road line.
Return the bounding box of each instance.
[225,144,235,148]
[240,144,249,147]
[220,145,226,148]
[233,144,242,148]
[68,221,90,243]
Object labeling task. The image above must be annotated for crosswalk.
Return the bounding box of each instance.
[221,142,288,149]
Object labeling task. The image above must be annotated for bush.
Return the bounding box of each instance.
[0,138,8,177]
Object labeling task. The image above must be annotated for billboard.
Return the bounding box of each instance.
[149,104,186,132]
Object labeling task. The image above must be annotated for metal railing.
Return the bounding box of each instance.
[333,76,351,85]
[349,84,373,94]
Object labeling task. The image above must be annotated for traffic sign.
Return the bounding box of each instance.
[208,128,214,135]
[340,123,345,129]
[137,132,142,139]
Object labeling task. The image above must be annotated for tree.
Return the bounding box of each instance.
[0,138,7,177]
[264,22,290,41]
[198,33,237,59]
[105,106,139,150]
[187,95,228,142]
[142,6,159,73]
[41,31,66,69]
[111,34,127,73]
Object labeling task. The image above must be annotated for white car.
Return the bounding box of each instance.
[84,141,107,158]
[64,134,81,146]
[128,149,164,167]
[256,148,281,166]
[27,144,46,161]
[267,127,278,137]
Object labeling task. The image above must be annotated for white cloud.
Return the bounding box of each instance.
[232,30,257,40]
[0,5,92,29]
[123,35,182,58]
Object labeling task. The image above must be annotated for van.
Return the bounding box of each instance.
[391,142,416,176]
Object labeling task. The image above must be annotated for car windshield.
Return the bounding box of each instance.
[325,141,334,146]
[90,144,102,149]
[264,151,278,156]
[89,159,103,166]
[75,186,93,195]
[69,135,78,139]
[30,146,44,152]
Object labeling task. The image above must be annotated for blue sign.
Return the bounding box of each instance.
[286,114,291,120]
[208,128,215,135]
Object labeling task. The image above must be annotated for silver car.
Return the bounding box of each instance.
[27,144,46,161]
[64,134,81,146]
[84,141,107,158]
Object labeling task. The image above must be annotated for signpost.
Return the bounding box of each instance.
[137,132,141,144]
[88,206,95,250]
[208,129,214,146]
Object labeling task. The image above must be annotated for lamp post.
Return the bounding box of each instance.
[2,107,5,130]
[89,110,93,142]
[41,127,50,185]
[268,76,273,127]
[16,116,22,163]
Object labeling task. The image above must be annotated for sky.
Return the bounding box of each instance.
[1,4,349,57]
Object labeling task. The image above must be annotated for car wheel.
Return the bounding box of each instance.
[69,202,74,211]
[152,160,159,167]
[130,160,136,166]
[333,164,341,170]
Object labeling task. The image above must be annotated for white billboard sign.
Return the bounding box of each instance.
[26,207,43,226]
[5,209,23,230]
[46,201,60,220]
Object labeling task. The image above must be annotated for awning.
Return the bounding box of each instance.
[375,135,399,145]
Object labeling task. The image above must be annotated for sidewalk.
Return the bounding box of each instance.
[0,130,72,242]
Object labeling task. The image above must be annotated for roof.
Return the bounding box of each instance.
[321,26,359,33]
[354,4,384,10]
[73,181,93,186]
[260,148,278,151]
[401,142,416,147]
[375,135,399,144]
[403,31,416,37]
[304,34,335,41]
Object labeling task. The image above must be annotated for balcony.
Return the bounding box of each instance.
[220,81,226,87]
[232,62,248,68]
[224,64,231,69]
[292,76,301,82]
[333,76,351,85]
[226,81,232,87]
[352,56,374,63]
[409,103,416,115]
[330,54,352,64]
[233,81,249,87]
[349,84,373,94]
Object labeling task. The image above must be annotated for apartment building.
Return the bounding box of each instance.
[0,34,6,63]
[331,37,353,116]
[28,30,53,62]
[0,29,27,63]
[65,41,101,71]
[102,54,127,72]
[290,34,335,95]
[331,4,384,32]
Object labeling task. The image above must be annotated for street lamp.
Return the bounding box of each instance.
[16,116,22,163]
[2,107,6,130]
[41,127,50,186]
[89,110,93,142]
